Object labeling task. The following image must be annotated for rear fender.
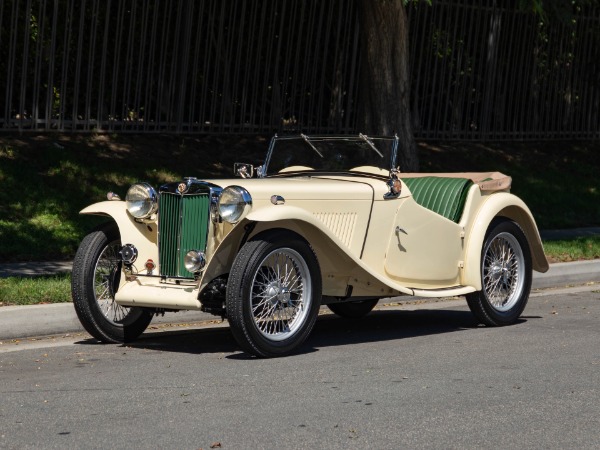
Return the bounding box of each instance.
[462,193,549,290]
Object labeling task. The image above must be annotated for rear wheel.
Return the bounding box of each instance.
[466,220,532,326]
[327,299,379,318]
[226,230,322,357]
[71,222,153,343]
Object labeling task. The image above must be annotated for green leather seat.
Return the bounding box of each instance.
[400,176,473,223]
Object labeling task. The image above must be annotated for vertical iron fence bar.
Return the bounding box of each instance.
[572,12,585,135]
[132,1,149,131]
[83,0,99,131]
[492,4,510,139]
[447,0,464,139]
[472,1,491,139]
[31,0,47,129]
[522,13,537,139]
[155,0,174,130]
[238,1,259,132]
[97,0,111,131]
[589,8,600,137]
[18,0,33,131]
[460,1,477,140]
[122,0,137,130]
[209,1,225,131]
[258,5,275,130]
[548,21,561,137]
[189,2,206,131]
[71,0,87,130]
[143,0,159,132]
[108,0,125,131]
[440,1,462,138]
[4,0,20,129]
[282,1,299,131]
[508,9,526,138]
[410,2,431,138]
[174,0,188,132]
[198,0,216,132]
[423,2,440,138]
[579,12,595,136]
[433,2,454,138]
[0,1,4,126]
[306,2,326,133]
[229,1,246,133]
[344,2,360,133]
[297,1,316,134]
[169,0,183,131]
[315,1,334,132]
[58,0,75,130]
[44,0,59,130]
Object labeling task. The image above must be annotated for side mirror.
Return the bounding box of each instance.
[234,162,254,179]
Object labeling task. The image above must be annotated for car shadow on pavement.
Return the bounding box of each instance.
[85,307,526,358]
[303,309,481,351]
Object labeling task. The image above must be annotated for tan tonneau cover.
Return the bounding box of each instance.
[399,172,511,192]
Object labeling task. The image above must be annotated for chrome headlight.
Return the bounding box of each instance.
[126,183,158,219]
[217,186,252,223]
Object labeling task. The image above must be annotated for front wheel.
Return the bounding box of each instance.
[466,220,532,326]
[327,299,379,318]
[71,222,153,343]
[226,230,322,357]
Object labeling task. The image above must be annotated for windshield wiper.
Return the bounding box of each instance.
[359,133,384,158]
[301,133,324,158]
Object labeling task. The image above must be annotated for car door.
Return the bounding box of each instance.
[384,198,464,287]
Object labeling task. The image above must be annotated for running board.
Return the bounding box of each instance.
[410,285,476,298]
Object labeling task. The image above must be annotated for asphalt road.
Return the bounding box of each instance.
[1,287,599,450]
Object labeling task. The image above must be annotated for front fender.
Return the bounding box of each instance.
[200,205,414,297]
[462,193,549,290]
[80,201,158,264]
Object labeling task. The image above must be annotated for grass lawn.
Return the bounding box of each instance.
[0,274,71,306]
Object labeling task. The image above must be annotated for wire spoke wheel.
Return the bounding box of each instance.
[482,232,525,312]
[250,248,311,341]
[226,230,322,357]
[466,220,532,326]
[72,222,152,343]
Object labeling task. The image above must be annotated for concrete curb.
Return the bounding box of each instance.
[0,259,598,341]
[531,259,600,289]
[0,305,218,341]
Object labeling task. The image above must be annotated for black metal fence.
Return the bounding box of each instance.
[1,0,599,139]
[408,0,600,140]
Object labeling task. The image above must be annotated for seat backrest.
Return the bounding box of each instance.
[400,176,473,223]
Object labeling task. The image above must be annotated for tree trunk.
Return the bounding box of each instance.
[358,0,419,171]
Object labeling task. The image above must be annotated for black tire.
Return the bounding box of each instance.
[327,299,379,318]
[226,230,322,357]
[71,222,153,343]
[466,219,532,326]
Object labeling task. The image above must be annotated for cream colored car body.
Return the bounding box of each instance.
[81,168,548,311]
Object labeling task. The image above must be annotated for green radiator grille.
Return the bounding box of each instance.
[158,193,210,278]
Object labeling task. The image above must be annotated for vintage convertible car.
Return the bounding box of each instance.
[72,135,549,357]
